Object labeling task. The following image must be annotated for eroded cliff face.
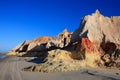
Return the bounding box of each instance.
[46,29,72,49]
[8,29,72,56]
[71,10,120,68]
[72,10,120,45]
[8,10,120,72]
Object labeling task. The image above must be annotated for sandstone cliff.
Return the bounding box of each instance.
[8,10,120,72]
[8,29,72,56]
[71,10,120,68]
[72,10,120,44]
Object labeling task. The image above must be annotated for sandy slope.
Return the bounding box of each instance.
[0,56,120,80]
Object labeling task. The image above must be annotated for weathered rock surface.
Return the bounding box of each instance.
[46,29,72,48]
[71,10,120,68]
[8,10,120,72]
[8,29,72,55]
[24,49,98,72]
[78,38,97,53]
[33,36,50,43]
[12,40,31,52]
[72,10,120,46]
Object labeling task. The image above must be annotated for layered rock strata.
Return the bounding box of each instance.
[8,10,120,72]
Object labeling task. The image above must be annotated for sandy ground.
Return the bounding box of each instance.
[0,56,120,80]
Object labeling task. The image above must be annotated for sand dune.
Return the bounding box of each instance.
[0,56,120,80]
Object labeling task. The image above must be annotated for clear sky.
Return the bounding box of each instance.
[0,0,120,52]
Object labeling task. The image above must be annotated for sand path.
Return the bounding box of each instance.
[0,56,120,80]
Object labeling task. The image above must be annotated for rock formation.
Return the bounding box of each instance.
[8,29,72,56]
[46,29,72,49]
[8,10,120,72]
[24,49,76,72]
[71,10,120,68]
[72,10,120,47]
[27,36,50,52]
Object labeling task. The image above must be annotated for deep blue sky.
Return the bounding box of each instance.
[0,0,120,52]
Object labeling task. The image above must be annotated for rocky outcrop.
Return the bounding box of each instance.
[46,29,72,49]
[33,36,50,43]
[8,37,50,56]
[78,38,97,53]
[8,29,72,56]
[11,40,31,52]
[27,36,50,52]
[24,49,76,72]
[71,10,120,68]
[8,10,120,72]
[72,10,120,47]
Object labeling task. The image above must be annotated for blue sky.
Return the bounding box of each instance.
[0,0,120,52]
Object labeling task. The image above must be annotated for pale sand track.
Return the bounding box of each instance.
[0,56,120,80]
